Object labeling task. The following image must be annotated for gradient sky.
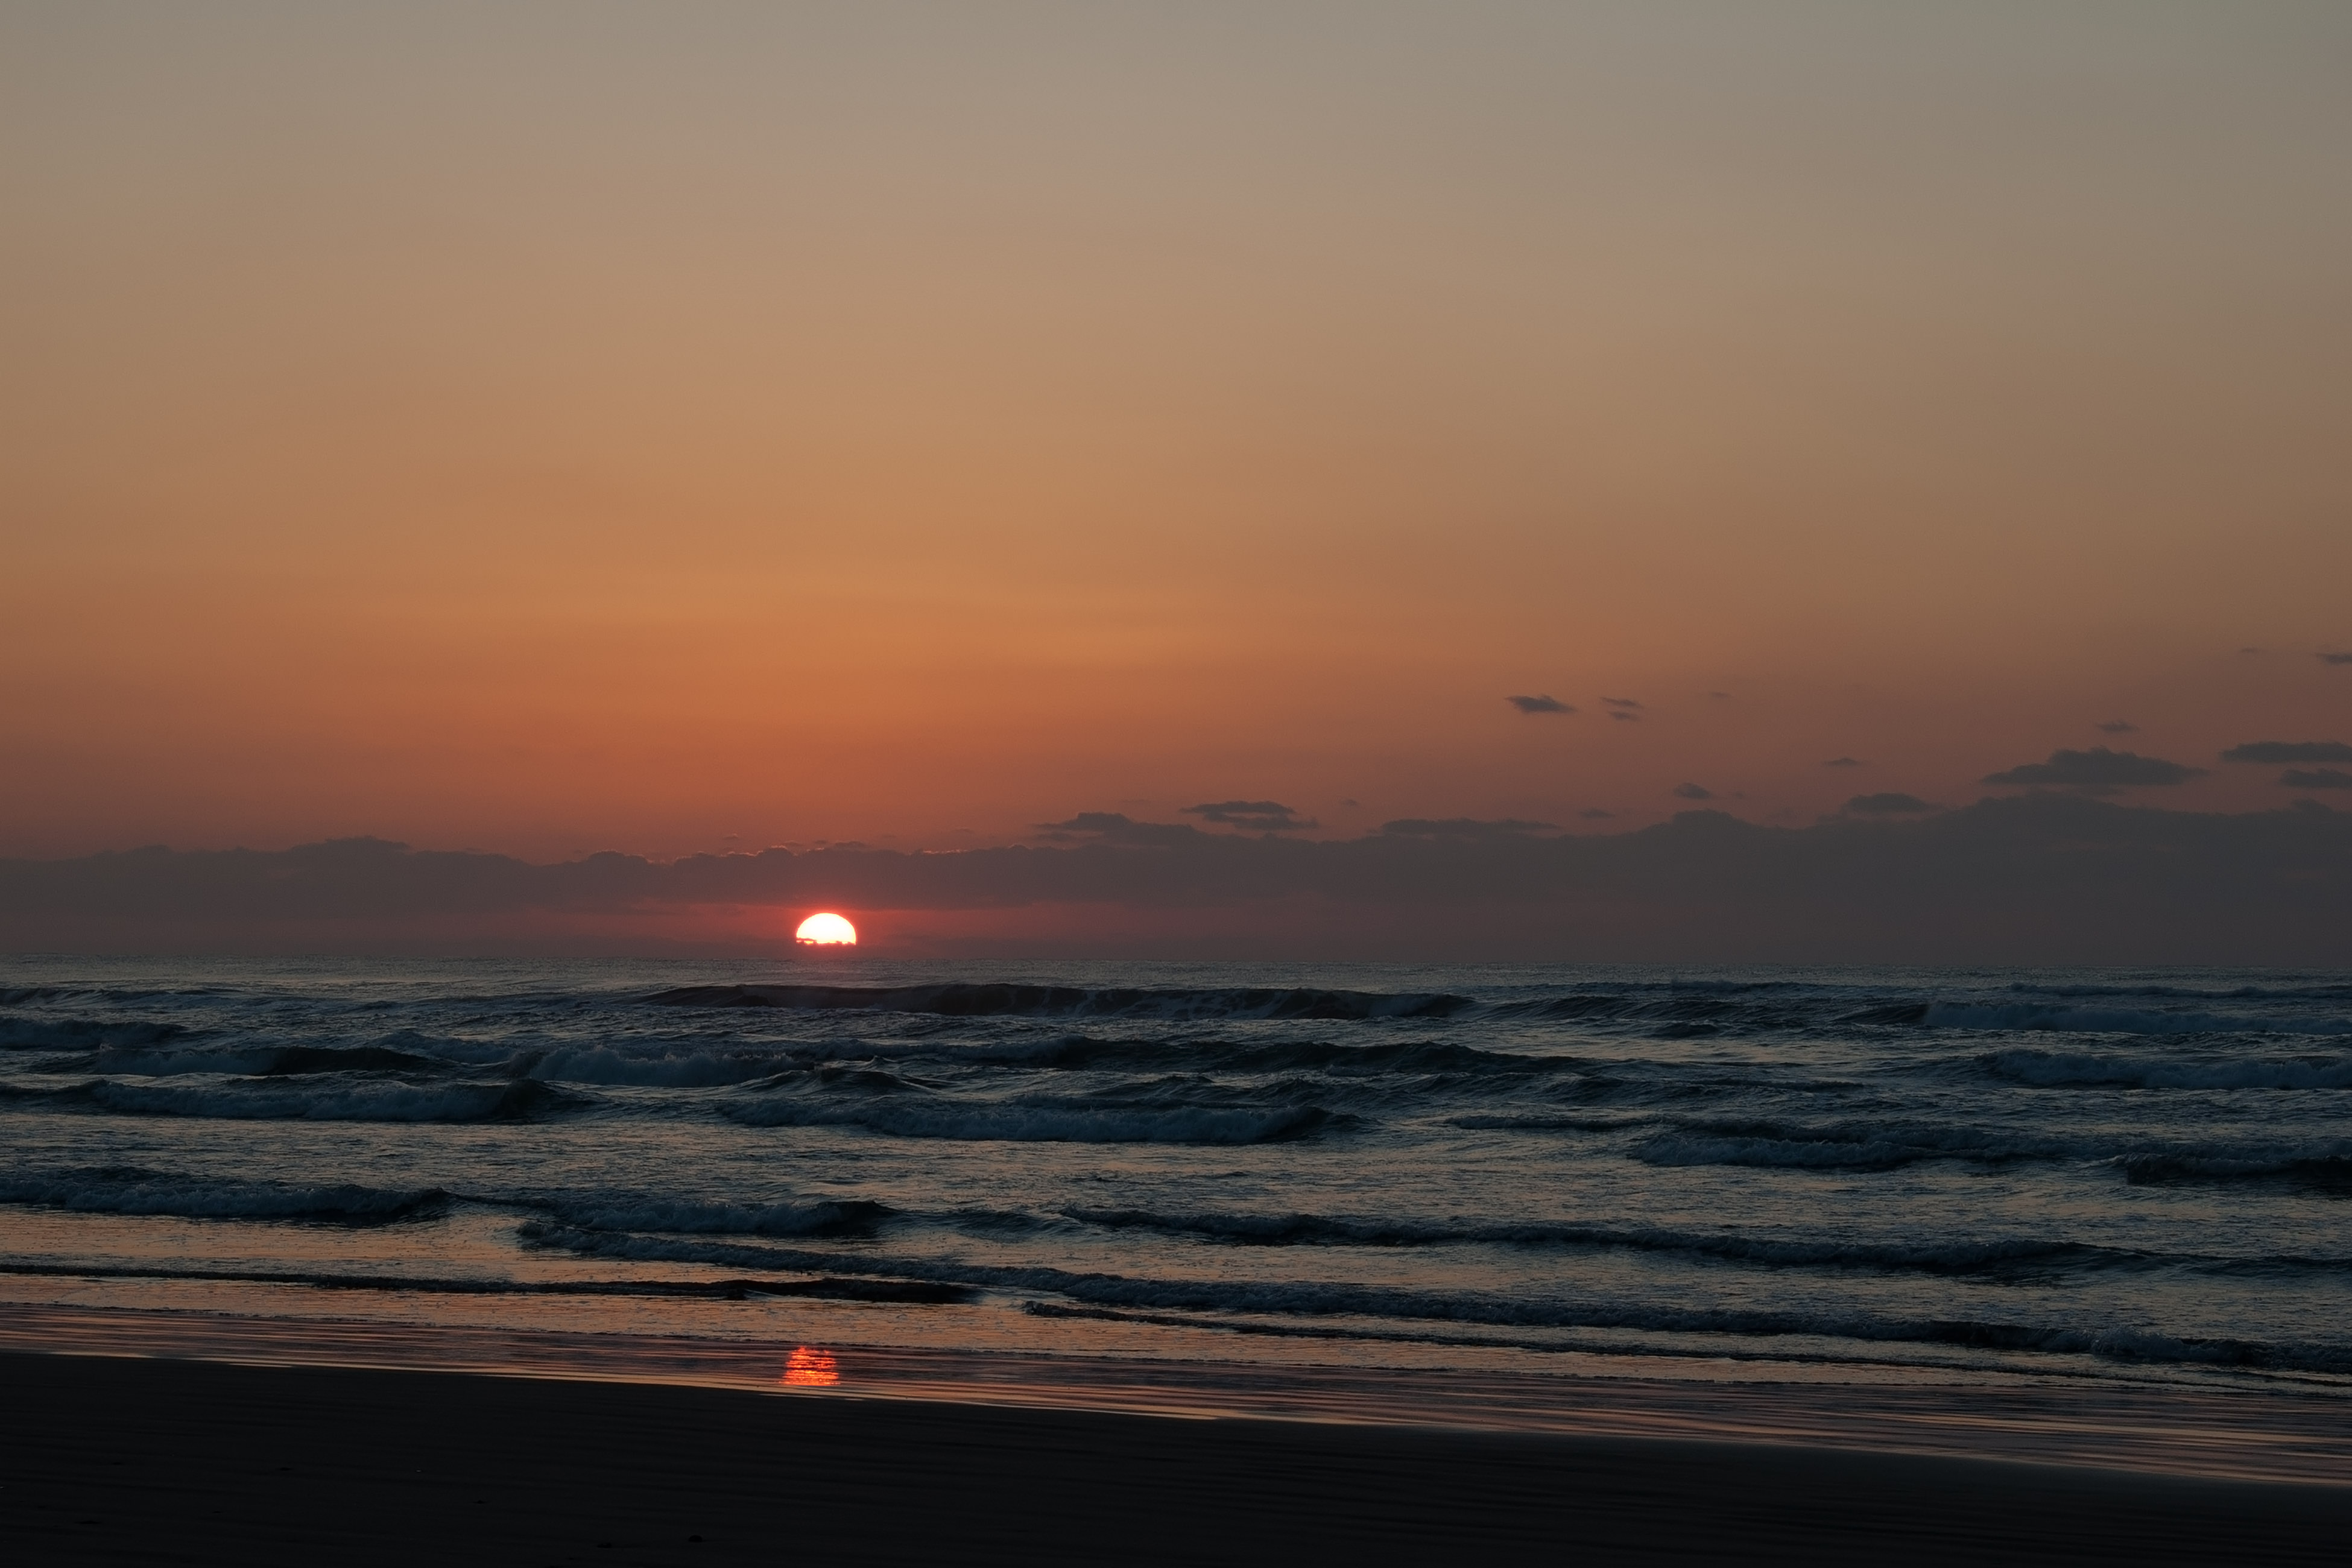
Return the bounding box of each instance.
[5,2,2349,863]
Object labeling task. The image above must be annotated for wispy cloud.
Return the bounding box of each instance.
[2281,768,2352,791]
[1672,782,1714,800]
[1981,747,2204,794]
[2321,653,2352,666]
[2097,721,2139,735]
[1578,808,1616,820]
[1822,757,1864,768]
[2222,741,2352,765]
[1505,694,1573,715]
[1602,697,1643,722]
[1184,800,1318,832]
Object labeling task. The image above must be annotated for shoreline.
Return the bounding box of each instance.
[8,1347,2351,1567]
[3,1299,2348,1488]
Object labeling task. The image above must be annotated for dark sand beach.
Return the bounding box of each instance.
[7,1351,2348,1567]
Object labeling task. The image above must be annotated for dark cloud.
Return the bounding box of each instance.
[1184,801,1318,832]
[1380,818,1557,839]
[2321,653,2352,666]
[1578,809,1616,820]
[1672,783,1715,800]
[2281,768,2352,791]
[1822,757,1864,768]
[1706,691,1732,700]
[1981,747,2204,794]
[1841,793,1939,817]
[1034,812,1201,847]
[1844,799,1938,823]
[1602,697,1643,709]
[2221,741,2352,765]
[1505,695,1573,715]
[10,797,2347,964]
[2097,721,2139,735]
[1602,698,1643,721]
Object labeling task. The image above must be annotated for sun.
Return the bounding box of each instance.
[794,912,858,946]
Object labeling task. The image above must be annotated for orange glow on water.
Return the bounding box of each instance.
[794,912,857,946]
[782,1345,840,1387]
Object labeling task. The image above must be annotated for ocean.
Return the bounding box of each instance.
[4,955,2349,1426]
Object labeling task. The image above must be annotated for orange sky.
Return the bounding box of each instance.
[5,3,2349,861]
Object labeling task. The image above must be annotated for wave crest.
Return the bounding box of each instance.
[1985,1049,2352,1090]
[0,1165,450,1223]
[7,1076,584,1124]
[724,1096,1338,1145]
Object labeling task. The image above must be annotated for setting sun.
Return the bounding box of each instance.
[794,912,858,946]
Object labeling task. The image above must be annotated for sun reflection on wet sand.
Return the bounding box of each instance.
[782,1346,840,1388]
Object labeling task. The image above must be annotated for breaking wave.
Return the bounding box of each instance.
[520,1225,2352,1374]
[14,956,2352,1391]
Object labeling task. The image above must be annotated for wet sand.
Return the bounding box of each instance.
[7,1351,2350,1566]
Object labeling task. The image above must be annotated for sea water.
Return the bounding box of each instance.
[4,956,2348,1400]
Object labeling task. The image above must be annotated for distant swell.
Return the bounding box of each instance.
[1630,1118,2065,1172]
[547,1194,894,1238]
[1984,1049,2352,1091]
[722,1096,1337,1145]
[86,1044,450,1078]
[1925,1002,2352,1037]
[649,983,1473,1021]
[0,1014,186,1051]
[4,1076,584,1124]
[2119,1153,2352,1193]
[944,1035,1579,1077]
